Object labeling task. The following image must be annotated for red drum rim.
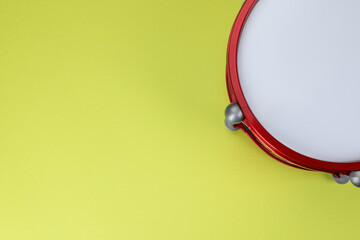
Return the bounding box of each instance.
[226,0,360,174]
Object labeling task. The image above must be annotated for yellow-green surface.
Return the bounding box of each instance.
[0,0,359,239]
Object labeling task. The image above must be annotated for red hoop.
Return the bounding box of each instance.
[226,0,360,175]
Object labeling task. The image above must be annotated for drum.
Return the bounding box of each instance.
[225,0,360,187]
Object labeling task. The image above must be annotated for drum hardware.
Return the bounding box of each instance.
[224,102,244,131]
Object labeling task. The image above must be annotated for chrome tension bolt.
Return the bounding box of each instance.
[224,103,244,131]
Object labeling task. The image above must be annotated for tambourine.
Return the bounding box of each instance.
[225,0,360,187]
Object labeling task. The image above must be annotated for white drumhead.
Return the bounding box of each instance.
[238,0,360,163]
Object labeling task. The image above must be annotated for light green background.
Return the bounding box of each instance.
[0,0,359,239]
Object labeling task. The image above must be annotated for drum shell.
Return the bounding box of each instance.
[226,0,360,175]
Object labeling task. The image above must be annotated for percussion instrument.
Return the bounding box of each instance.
[225,0,360,187]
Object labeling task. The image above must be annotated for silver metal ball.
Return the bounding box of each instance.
[350,171,360,187]
[225,103,244,125]
[332,174,349,185]
[225,119,239,131]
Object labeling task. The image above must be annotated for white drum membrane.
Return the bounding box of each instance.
[237,0,360,163]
